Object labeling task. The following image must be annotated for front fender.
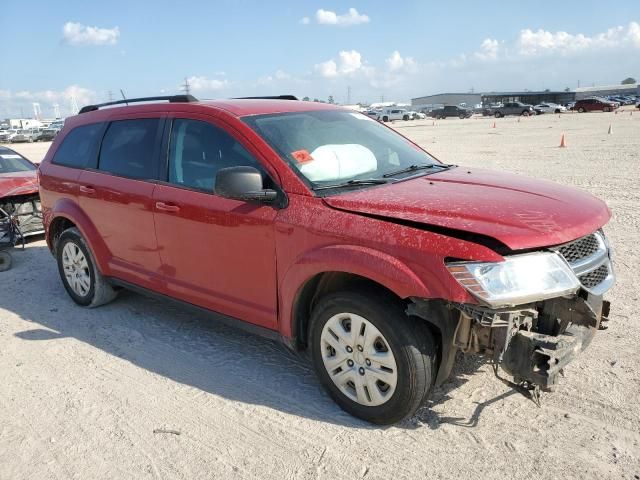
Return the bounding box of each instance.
[278,244,432,339]
[47,198,111,275]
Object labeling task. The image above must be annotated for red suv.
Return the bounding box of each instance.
[38,95,615,424]
[571,97,618,112]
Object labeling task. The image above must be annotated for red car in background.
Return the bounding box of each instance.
[0,146,43,237]
[38,96,615,424]
[571,97,619,112]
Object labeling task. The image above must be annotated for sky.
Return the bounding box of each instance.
[1,0,639,118]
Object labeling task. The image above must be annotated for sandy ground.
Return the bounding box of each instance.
[2,109,639,479]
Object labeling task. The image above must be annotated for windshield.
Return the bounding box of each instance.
[0,153,35,173]
[243,110,441,191]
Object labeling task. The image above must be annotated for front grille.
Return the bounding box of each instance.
[558,233,600,264]
[579,264,609,289]
[554,231,613,293]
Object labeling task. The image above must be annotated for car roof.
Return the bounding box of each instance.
[69,99,342,127]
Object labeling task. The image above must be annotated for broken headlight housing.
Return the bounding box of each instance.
[447,252,580,308]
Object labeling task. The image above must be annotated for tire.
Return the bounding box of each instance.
[459,114,465,119]
[403,115,409,121]
[494,111,501,118]
[604,107,610,112]
[521,110,530,117]
[309,290,436,424]
[382,116,389,122]
[56,227,117,308]
[555,109,561,114]
[578,107,585,113]
[0,251,12,272]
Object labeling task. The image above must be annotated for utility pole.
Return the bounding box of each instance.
[107,90,114,102]
[181,77,191,96]
[53,104,61,119]
[347,86,351,105]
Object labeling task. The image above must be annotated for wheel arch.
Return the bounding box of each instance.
[280,244,435,351]
[46,198,110,274]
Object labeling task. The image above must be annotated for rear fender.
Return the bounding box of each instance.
[47,198,111,275]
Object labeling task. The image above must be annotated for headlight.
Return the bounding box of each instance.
[447,252,580,308]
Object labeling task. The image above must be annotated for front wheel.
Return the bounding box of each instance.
[309,291,436,424]
[494,111,502,118]
[56,227,117,307]
[604,107,610,112]
[578,107,585,113]
[521,110,530,116]
[382,116,389,122]
[403,115,409,121]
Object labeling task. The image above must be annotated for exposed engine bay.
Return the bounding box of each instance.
[0,193,43,241]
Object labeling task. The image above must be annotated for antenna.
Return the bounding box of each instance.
[120,89,128,105]
[181,77,191,96]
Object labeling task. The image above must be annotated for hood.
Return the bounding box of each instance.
[0,171,39,198]
[323,167,611,251]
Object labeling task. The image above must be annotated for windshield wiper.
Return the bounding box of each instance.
[313,178,390,191]
[382,163,454,178]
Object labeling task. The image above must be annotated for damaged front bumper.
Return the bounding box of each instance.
[454,294,610,389]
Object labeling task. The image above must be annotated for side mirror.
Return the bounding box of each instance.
[215,166,278,204]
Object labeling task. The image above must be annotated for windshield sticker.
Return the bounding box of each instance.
[0,154,22,159]
[291,149,314,164]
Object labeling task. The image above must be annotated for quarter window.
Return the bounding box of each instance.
[52,123,103,169]
[99,119,160,180]
[167,119,262,192]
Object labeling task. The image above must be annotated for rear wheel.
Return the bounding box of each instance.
[309,291,436,424]
[459,114,465,119]
[604,107,611,112]
[494,111,501,118]
[403,115,409,121]
[56,227,117,307]
[578,107,585,113]
[382,116,389,122]
[521,110,530,116]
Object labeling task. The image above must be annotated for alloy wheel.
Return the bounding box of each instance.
[62,242,91,297]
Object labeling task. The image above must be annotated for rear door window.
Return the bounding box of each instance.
[51,123,104,169]
[98,119,161,180]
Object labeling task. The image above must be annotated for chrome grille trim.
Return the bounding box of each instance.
[553,231,615,295]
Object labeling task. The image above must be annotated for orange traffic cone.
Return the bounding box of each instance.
[559,134,566,148]
[492,121,496,128]
[608,124,613,134]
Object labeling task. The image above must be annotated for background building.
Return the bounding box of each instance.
[574,83,638,99]
[411,93,482,109]
[480,91,575,106]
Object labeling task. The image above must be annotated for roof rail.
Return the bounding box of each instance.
[78,95,198,114]
[233,95,298,101]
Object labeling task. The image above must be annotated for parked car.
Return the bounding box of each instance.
[493,102,535,117]
[534,103,567,114]
[39,95,615,425]
[379,107,410,122]
[10,129,36,143]
[407,111,426,120]
[0,146,43,241]
[431,105,473,119]
[36,128,58,142]
[571,98,618,113]
[0,129,19,143]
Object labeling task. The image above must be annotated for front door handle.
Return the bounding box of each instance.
[79,185,96,194]
[155,202,180,213]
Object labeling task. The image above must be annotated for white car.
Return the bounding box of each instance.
[407,111,426,119]
[534,103,567,114]
[378,108,410,122]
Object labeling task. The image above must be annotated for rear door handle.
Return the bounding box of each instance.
[79,185,96,194]
[155,202,180,213]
